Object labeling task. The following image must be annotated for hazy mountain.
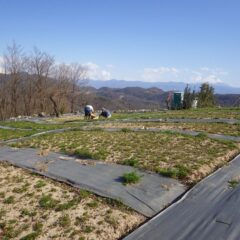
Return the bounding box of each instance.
[81,87,168,110]
[88,79,240,94]
[82,86,240,110]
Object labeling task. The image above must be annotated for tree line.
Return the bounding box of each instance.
[0,42,88,120]
[183,82,215,109]
[166,82,215,110]
[0,42,217,120]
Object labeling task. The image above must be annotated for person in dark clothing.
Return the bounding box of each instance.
[99,108,111,118]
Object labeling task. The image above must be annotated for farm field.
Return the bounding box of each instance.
[95,121,240,136]
[1,107,240,239]
[110,108,240,120]
[0,129,37,141]
[11,128,240,184]
[0,162,144,240]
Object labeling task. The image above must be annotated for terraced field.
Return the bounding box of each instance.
[1,107,240,239]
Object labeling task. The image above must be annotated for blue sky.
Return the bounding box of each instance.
[0,0,240,86]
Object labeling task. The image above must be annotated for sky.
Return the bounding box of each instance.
[0,0,240,87]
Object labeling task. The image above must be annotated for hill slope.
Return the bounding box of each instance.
[82,87,240,110]
[89,79,240,94]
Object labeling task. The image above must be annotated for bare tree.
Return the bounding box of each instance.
[48,64,72,117]
[3,41,26,117]
[68,63,88,113]
[48,63,87,117]
[21,58,35,116]
[0,43,89,120]
[29,47,55,113]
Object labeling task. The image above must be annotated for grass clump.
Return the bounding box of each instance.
[78,189,91,198]
[122,158,139,167]
[20,208,36,217]
[196,132,208,139]
[86,200,98,208]
[121,128,133,133]
[38,194,59,209]
[20,222,43,239]
[34,180,46,188]
[12,183,29,193]
[58,214,71,228]
[74,148,94,159]
[228,179,240,188]
[20,231,39,240]
[3,196,15,204]
[122,171,141,185]
[55,198,81,211]
[83,225,95,233]
[158,165,190,179]
[74,148,107,160]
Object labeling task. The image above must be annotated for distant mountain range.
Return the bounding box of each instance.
[82,86,167,110]
[82,86,240,110]
[88,79,240,94]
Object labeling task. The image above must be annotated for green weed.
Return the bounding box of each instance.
[228,179,240,188]
[38,195,59,209]
[122,171,141,185]
[34,180,46,188]
[3,196,15,204]
[122,158,139,167]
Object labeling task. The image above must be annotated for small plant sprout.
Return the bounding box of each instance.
[228,178,240,188]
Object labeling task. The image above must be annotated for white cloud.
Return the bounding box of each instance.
[84,62,111,81]
[79,62,229,85]
[191,72,222,84]
[141,66,227,84]
[142,67,179,82]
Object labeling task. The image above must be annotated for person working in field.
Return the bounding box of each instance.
[84,105,97,119]
[99,108,111,118]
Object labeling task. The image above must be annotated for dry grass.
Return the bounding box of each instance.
[0,162,144,240]
[95,122,240,136]
[111,108,240,120]
[11,130,240,184]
